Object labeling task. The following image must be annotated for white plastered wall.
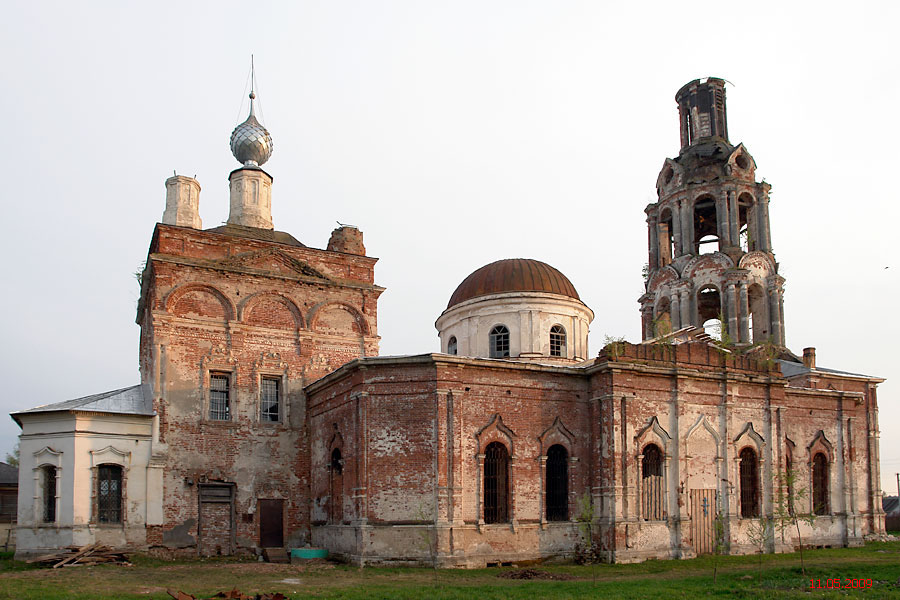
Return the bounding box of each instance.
[15,411,155,557]
[435,292,594,363]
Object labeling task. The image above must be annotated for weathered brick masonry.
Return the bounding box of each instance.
[137,223,381,555]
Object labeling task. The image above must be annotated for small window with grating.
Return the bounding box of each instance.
[550,325,566,357]
[97,465,123,523]
[42,465,57,523]
[739,447,760,518]
[260,377,281,423]
[209,373,231,421]
[489,325,510,358]
[447,336,457,355]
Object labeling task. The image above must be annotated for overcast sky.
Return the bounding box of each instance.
[1,2,898,494]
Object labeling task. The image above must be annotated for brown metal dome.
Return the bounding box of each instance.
[447,258,580,309]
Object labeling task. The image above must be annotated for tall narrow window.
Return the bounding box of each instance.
[489,325,510,358]
[785,454,795,516]
[550,325,566,357]
[97,465,123,523]
[642,444,664,520]
[739,447,760,518]
[330,448,343,524]
[546,445,568,521]
[484,442,509,523]
[42,465,57,523]
[447,336,457,355]
[260,377,281,423]
[812,453,829,515]
[209,373,230,421]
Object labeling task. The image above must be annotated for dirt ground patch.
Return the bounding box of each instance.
[497,568,575,580]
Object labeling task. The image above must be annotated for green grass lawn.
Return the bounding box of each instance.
[1,542,899,599]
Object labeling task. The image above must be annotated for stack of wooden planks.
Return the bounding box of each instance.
[26,543,132,568]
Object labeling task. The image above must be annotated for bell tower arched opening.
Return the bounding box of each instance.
[697,286,721,339]
[693,196,718,255]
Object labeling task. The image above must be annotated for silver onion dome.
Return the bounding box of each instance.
[230,91,273,167]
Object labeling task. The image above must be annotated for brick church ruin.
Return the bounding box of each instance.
[12,78,886,565]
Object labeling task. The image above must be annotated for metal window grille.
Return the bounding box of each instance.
[550,325,566,357]
[642,444,664,520]
[447,336,457,355]
[739,447,760,518]
[812,453,829,515]
[43,466,57,523]
[546,444,568,521]
[260,377,280,422]
[209,373,230,421]
[489,326,509,358]
[97,465,122,523]
[483,442,509,524]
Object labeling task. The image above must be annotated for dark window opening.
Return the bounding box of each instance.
[210,373,230,421]
[812,453,829,516]
[550,325,566,357]
[330,448,343,524]
[785,453,795,516]
[98,464,123,523]
[642,444,664,520]
[42,465,57,523]
[260,377,280,422]
[693,196,718,254]
[546,444,568,521]
[740,447,760,518]
[489,325,510,358]
[484,442,509,524]
[447,336,457,355]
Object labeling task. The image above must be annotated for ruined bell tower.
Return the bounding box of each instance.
[639,78,785,346]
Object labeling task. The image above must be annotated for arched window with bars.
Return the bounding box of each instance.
[642,444,664,520]
[812,452,829,515]
[447,336,457,355]
[484,442,510,523]
[546,444,568,521]
[97,465,123,523]
[739,447,760,518]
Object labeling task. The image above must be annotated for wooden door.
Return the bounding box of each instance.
[258,499,284,548]
[690,489,716,555]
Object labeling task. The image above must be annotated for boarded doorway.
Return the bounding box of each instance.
[690,488,717,555]
[259,499,284,548]
[198,484,235,556]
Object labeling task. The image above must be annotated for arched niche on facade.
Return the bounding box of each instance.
[165,283,235,322]
[308,301,369,336]
[684,414,721,491]
[240,292,305,330]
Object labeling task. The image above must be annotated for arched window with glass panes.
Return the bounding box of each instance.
[489,325,509,358]
[550,325,566,357]
[97,465,123,523]
[812,452,829,515]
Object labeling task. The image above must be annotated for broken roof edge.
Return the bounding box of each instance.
[10,383,154,427]
[777,359,885,383]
